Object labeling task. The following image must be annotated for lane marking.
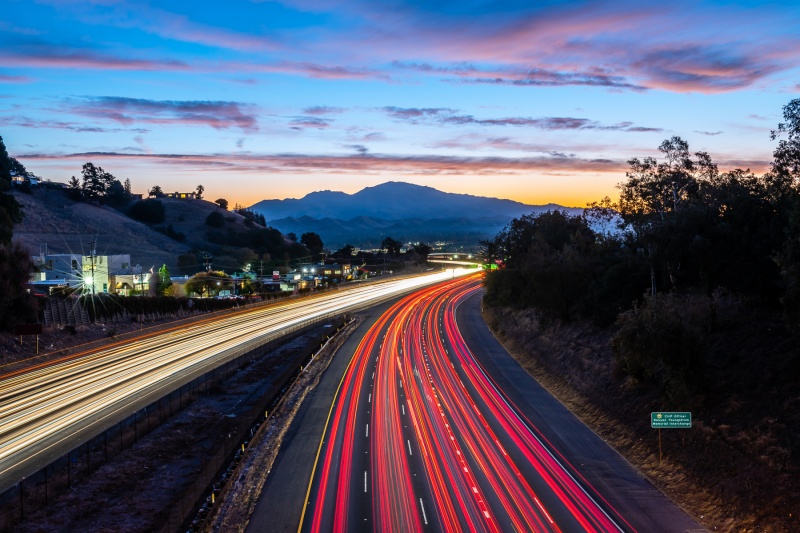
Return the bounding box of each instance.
[366,424,369,438]
[419,498,428,525]
[407,439,412,456]
[368,393,371,403]
[364,471,368,492]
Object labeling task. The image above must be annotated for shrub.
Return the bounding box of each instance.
[155,224,186,242]
[612,292,713,403]
[206,211,224,228]
[129,199,165,224]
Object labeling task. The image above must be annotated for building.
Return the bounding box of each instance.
[32,252,154,295]
[164,191,196,199]
[321,262,353,282]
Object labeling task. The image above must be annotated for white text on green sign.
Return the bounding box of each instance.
[651,412,692,428]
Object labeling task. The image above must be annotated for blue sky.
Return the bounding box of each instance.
[1,0,798,207]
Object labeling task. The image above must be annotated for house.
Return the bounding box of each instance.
[320,262,353,282]
[165,191,196,199]
[10,171,38,187]
[110,270,154,296]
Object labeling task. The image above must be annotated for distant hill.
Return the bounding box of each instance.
[250,181,581,248]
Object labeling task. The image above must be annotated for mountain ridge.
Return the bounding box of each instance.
[249,181,582,247]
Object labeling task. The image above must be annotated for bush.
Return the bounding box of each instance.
[206,211,225,228]
[129,199,165,224]
[612,292,713,403]
[155,224,186,242]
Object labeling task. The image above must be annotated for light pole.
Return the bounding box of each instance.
[88,238,96,296]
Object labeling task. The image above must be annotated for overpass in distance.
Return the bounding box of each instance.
[427,252,483,268]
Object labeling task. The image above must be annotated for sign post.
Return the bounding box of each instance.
[651,412,692,464]
[15,324,43,354]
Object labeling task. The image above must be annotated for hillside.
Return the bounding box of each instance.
[485,303,800,532]
[269,214,514,249]
[11,188,251,271]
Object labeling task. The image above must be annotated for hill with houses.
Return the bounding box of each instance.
[11,186,255,273]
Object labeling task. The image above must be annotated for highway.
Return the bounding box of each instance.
[0,270,470,493]
[299,274,703,533]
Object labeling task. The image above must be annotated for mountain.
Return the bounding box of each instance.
[249,182,581,248]
[250,181,563,221]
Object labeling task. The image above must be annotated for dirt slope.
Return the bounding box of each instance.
[11,188,249,270]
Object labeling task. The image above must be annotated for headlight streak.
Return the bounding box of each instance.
[304,274,634,533]
[0,270,470,489]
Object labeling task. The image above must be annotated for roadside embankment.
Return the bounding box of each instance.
[483,304,799,533]
[203,315,366,533]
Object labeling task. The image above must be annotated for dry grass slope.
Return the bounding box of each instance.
[11,188,250,270]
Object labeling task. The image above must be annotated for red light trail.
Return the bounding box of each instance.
[302,274,633,532]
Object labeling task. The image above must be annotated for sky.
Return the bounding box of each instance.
[1,0,798,208]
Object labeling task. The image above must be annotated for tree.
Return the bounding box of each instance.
[80,162,115,201]
[335,244,355,257]
[185,270,231,298]
[105,179,128,205]
[301,232,324,255]
[381,236,401,256]
[215,198,229,210]
[195,184,205,200]
[0,136,36,330]
[617,136,703,294]
[771,98,800,183]
[67,175,82,200]
[156,264,171,295]
[149,185,164,198]
[129,199,165,223]
[410,242,431,261]
[0,135,12,184]
[123,178,132,196]
[0,137,24,247]
[0,243,38,330]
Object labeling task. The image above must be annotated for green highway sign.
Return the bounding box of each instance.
[651,412,692,428]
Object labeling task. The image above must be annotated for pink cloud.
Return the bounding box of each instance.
[0,114,149,133]
[245,61,389,81]
[62,96,258,132]
[0,74,31,83]
[20,150,627,176]
[347,2,799,93]
[288,116,332,129]
[382,107,662,132]
[0,47,188,71]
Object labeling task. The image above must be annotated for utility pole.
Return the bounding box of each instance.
[203,253,212,272]
[259,260,264,293]
[89,238,97,296]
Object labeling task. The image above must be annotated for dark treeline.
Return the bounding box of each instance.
[483,98,800,401]
[0,136,37,330]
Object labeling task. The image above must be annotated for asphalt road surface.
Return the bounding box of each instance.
[0,270,469,493]
[253,274,705,532]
